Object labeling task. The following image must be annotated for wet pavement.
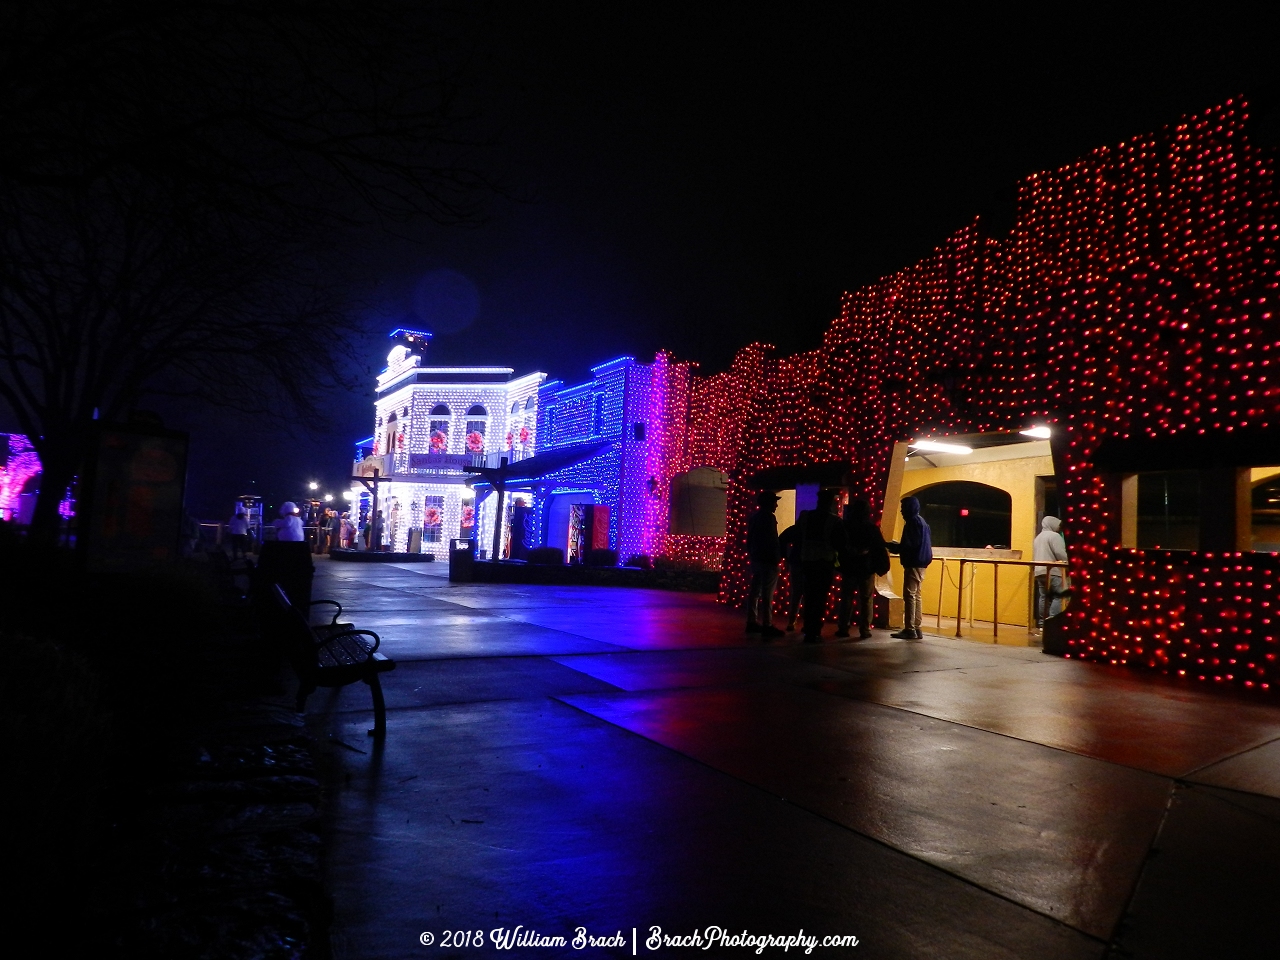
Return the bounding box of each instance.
[308,559,1280,959]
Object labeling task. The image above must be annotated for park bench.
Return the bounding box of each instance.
[269,584,395,739]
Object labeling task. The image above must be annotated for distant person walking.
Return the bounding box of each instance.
[228,505,250,558]
[745,490,785,639]
[796,488,848,643]
[837,498,890,639]
[273,501,305,542]
[1033,516,1069,625]
[888,496,932,640]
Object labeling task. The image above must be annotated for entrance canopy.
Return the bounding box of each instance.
[468,440,613,493]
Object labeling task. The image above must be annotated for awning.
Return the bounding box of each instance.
[469,440,614,491]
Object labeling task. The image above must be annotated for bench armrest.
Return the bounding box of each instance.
[319,628,382,658]
[309,599,344,625]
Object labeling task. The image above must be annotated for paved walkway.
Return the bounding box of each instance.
[309,559,1280,959]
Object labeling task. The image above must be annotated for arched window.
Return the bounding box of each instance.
[428,404,450,451]
[510,401,520,415]
[668,467,729,536]
[466,404,488,417]
[524,396,536,411]
[914,481,1012,549]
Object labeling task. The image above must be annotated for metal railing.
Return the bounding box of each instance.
[934,557,1070,639]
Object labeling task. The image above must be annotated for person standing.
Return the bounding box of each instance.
[837,498,890,640]
[1033,516,1069,625]
[325,508,342,554]
[778,522,803,631]
[888,496,932,640]
[227,505,250,559]
[797,488,848,643]
[273,501,305,542]
[745,490,785,639]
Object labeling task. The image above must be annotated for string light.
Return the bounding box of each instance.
[687,98,1278,689]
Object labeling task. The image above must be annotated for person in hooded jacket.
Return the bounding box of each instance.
[887,495,932,639]
[837,498,890,639]
[1033,515,1069,625]
[273,501,305,542]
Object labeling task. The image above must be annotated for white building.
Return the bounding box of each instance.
[354,330,546,559]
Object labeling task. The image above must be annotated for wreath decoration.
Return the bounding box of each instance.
[466,431,485,453]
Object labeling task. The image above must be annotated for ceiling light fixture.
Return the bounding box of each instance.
[910,440,973,455]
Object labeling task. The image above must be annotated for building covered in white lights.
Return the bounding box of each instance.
[353,329,545,559]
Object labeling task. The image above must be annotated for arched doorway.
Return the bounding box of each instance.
[914,481,1012,549]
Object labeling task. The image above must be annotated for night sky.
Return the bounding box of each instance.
[179,4,1275,517]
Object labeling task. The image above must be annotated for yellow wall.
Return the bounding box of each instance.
[891,453,1055,628]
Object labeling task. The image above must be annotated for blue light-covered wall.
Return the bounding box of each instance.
[535,356,659,560]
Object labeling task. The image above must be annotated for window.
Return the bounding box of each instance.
[466,404,487,417]
[668,468,729,536]
[1137,470,1200,550]
[430,403,451,416]
[915,481,1012,549]
[423,495,445,543]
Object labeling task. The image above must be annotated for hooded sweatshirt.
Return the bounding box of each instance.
[1032,516,1068,577]
[897,496,932,568]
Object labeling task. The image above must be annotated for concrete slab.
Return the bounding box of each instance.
[561,685,1170,939]
[1185,736,1280,799]
[550,647,850,691]
[1109,785,1280,958]
[806,648,1280,778]
[321,700,1104,960]
[305,656,622,714]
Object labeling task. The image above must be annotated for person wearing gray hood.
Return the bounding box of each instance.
[887,496,932,640]
[1033,515,1069,625]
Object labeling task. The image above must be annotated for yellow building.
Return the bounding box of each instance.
[881,433,1057,640]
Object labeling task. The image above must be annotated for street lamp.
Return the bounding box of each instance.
[324,493,334,502]
[308,481,319,491]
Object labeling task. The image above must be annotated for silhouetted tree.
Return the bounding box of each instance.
[0,0,499,536]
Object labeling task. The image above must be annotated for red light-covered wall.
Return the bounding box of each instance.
[682,98,1280,690]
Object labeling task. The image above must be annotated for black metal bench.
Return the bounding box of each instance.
[269,584,396,738]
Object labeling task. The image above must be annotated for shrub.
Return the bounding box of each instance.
[585,548,619,567]
[625,554,653,569]
[528,546,565,565]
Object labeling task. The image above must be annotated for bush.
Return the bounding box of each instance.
[585,548,619,567]
[625,554,653,569]
[528,546,565,565]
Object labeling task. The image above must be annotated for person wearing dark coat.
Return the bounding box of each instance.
[745,490,784,638]
[887,495,932,639]
[837,498,890,639]
[796,488,848,642]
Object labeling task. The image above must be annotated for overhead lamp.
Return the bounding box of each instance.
[1020,426,1052,439]
[308,481,319,490]
[324,493,334,502]
[342,490,356,500]
[911,440,973,455]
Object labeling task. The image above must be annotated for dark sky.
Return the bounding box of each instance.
[182,4,1277,516]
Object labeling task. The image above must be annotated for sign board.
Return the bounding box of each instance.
[407,452,471,472]
[354,454,392,479]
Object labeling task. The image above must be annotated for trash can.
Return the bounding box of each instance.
[255,540,316,610]
[449,538,476,582]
